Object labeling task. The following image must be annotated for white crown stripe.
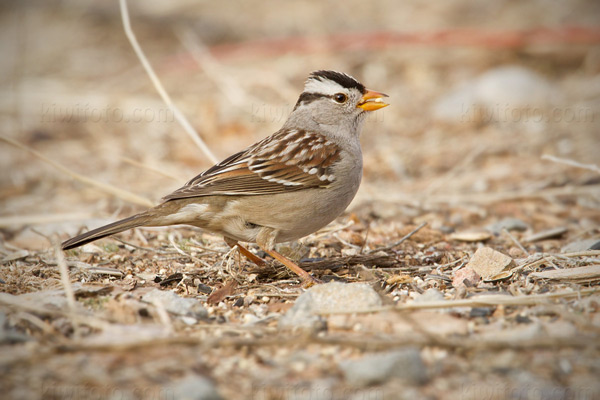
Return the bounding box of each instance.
[303,78,348,96]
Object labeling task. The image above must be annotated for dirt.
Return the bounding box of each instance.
[1,1,599,399]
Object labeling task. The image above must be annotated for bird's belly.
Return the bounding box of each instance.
[215,178,361,244]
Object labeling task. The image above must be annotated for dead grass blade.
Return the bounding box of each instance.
[0,135,153,208]
[120,157,182,181]
[367,222,428,254]
[530,265,600,282]
[118,0,217,164]
[318,287,598,315]
[542,154,600,174]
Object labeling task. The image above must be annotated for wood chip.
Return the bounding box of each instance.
[207,280,238,305]
[450,230,492,242]
[524,227,568,243]
[484,270,513,282]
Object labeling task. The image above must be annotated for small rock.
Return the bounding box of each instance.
[197,283,212,295]
[340,348,428,386]
[278,282,382,331]
[450,230,492,242]
[0,311,31,344]
[465,247,515,281]
[475,66,558,108]
[85,324,169,347]
[341,247,358,257]
[1,250,29,263]
[452,267,481,287]
[544,320,578,339]
[414,288,444,303]
[561,239,600,253]
[486,218,529,235]
[470,308,493,318]
[433,65,559,123]
[391,311,469,336]
[168,374,222,400]
[478,322,542,342]
[17,288,78,310]
[509,246,525,258]
[141,289,207,320]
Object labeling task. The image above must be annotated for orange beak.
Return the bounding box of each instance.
[357,89,389,111]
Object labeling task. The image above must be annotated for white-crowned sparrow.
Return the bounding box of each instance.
[62,70,388,284]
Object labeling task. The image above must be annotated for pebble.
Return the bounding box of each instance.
[414,288,444,303]
[141,289,207,320]
[0,311,30,344]
[465,247,515,281]
[339,348,428,386]
[561,239,600,253]
[16,287,83,310]
[167,374,222,400]
[197,283,212,295]
[278,282,382,331]
[475,66,558,107]
[433,65,559,123]
[452,267,481,288]
[486,218,529,235]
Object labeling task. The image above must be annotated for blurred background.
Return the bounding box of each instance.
[1,1,600,399]
[1,0,599,247]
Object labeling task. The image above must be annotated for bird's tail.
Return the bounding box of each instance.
[61,213,152,250]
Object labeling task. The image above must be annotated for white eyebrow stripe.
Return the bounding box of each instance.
[303,78,346,96]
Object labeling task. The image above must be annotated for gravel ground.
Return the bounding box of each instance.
[1,1,599,399]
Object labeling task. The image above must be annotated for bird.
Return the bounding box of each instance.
[62,70,389,284]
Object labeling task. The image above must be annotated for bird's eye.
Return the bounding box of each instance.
[333,93,348,103]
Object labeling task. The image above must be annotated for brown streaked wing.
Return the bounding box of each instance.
[163,129,340,200]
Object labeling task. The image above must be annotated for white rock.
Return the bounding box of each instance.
[433,65,560,124]
[414,288,444,303]
[465,247,515,280]
[475,66,558,108]
[339,348,428,386]
[486,218,530,235]
[167,374,222,400]
[278,282,382,331]
[141,289,207,320]
[562,239,600,253]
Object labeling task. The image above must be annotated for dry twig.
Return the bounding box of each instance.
[176,27,252,109]
[542,154,600,174]
[120,157,183,181]
[118,0,217,164]
[367,222,428,254]
[319,287,598,315]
